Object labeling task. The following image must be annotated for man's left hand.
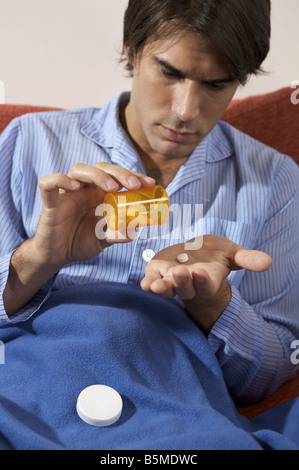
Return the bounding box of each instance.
[140,235,272,333]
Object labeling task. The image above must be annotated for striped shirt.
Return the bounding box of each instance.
[0,92,299,402]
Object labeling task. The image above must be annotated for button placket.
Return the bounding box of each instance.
[127,227,157,284]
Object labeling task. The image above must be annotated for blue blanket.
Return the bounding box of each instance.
[0,282,298,450]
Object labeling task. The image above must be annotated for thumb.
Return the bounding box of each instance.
[233,248,272,272]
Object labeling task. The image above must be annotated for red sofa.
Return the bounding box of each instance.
[0,86,298,419]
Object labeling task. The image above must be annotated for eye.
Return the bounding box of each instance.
[206,82,225,91]
[161,68,183,80]
[205,81,226,91]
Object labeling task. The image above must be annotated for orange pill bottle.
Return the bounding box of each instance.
[103,185,170,231]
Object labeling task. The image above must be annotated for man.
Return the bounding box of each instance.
[0,0,298,404]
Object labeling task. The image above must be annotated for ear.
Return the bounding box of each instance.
[124,43,130,61]
[124,42,136,69]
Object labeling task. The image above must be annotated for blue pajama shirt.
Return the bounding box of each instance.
[0,92,299,402]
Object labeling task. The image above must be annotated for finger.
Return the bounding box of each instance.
[39,173,81,208]
[145,278,176,298]
[233,248,272,272]
[170,266,197,299]
[94,162,156,190]
[140,264,163,291]
[67,163,120,192]
[140,260,167,292]
[67,162,156,193]
[192,270,218,298]
[141,260,178,296]
[142,267,181,298]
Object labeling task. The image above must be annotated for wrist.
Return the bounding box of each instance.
[11,238,63,285]
[27,235,68,273]
[4,238,62,318]
[183,280,232,335]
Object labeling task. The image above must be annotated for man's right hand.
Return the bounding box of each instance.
[3,162,155,318]
[35,162,155,270]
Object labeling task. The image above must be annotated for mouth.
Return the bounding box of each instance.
[160,125,197,144]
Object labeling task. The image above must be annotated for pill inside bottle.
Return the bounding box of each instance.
[103,185,170,231]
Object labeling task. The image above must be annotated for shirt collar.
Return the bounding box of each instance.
[205,122,235,162]
[81,92,146,172]
[81,92,128,149]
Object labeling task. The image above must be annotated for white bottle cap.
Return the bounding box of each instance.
[76,384,123,427]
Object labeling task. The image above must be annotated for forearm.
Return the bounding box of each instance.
[3,238,61,318]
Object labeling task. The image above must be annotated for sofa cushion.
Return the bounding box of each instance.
[0,104,61,134]
[223,86,299,165]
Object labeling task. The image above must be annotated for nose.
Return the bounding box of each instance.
[171,80,200,123]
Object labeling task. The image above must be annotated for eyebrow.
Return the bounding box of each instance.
[154,57,182,75]
[153,56,235,84]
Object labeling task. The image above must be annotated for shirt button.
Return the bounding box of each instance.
[142,249,155,262]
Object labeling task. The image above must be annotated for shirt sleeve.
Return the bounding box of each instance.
[208,155,299,404]
[0,118,56,326]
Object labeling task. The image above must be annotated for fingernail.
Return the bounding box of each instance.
[193,273,205,284]
[127,176,140,187]
[174,273,189,283]
[70,180,80,189]
[106,179,118,191]
[142,176,155,184]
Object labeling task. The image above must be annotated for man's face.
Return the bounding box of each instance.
[124,29,239,160]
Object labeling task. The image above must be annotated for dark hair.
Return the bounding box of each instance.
[122,0,271,85]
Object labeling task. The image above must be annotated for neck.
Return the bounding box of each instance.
[138,152,187,187]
